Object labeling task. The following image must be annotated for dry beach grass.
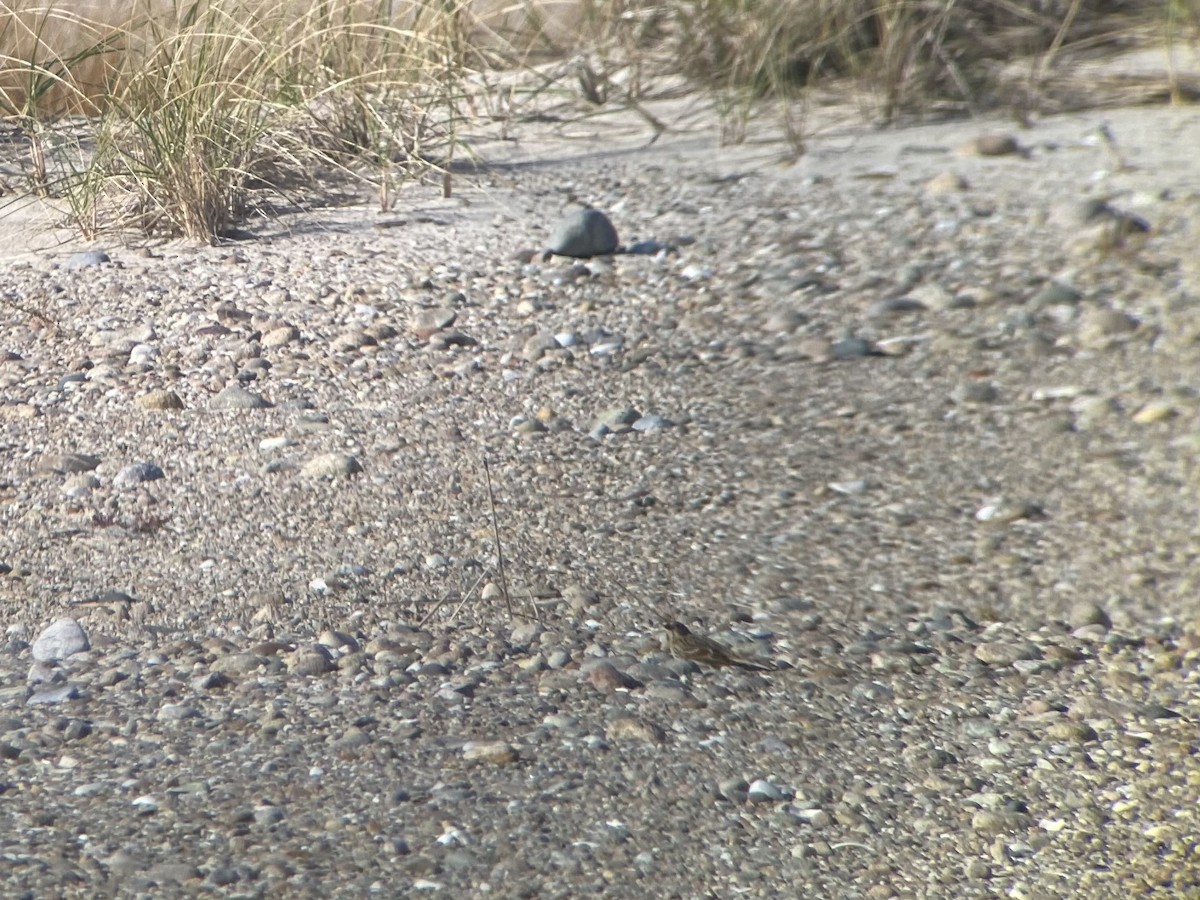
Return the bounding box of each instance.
[0,1,1196,242]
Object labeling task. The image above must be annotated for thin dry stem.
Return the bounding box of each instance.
[483,455,514,621]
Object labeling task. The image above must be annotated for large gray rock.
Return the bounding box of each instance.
[32,618,89,661]
[64,250,110,270]
[544,207,619,259]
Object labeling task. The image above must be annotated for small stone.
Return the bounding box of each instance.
[1132,402,1176,425]
[1046,720,1098,742]
[763,307,806,333]
[262,325,300,347]
[27,685,79,705]
[211,385,272,409]
[925,171,968,195]
[301,453,363,479]
[1067,212,1151,255]
[331,329,378,353]
[158,704,201,722]
[430,331,477,350]
[869,297,925,317]
[212,652,266,675]
[953,382,999,405]
[192,671,232,691]
[113,461,164,487]
[1078,307,1137,349]
[960,133,1022,157]
[136,389,185,410]
[831,338,873,359]
[411,308,457,338]
[39,453,101,474]
[974,498,1043,524]
[1070,395,1116,429]
[747,779,786,803]
[545,207,619,259]
[254,805,286,826]
[632,414,672,433]
[605,716,665,744]
[971,809,1028,834]
[522,332,561,362]
[287,645,336,676]
[586,662,642,692]
[907,282,957,310]
[1068,601,1111,631]
[593,404,641,433]
[462,740,519,765]
[64,250,111,269]
[785,336,831,363]
[717,778,750,803]
[964,859,991,880]
[974,641,1042,666]
[32,618,89,661]
[1030,282,1082,307]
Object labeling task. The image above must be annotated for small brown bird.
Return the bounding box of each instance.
[662,621,773,671]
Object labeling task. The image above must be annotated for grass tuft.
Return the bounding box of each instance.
[0,0,1194,241]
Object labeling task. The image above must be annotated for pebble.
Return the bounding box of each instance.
[717,778,750,803]
[213,651,267,675]
[1030,282,1082,307]
[631,414,673,433]
[1045,720,1098,743]
[64,250,111,269]
[925,171,968,195]
[544,207,619,258]
[300,453,363,479]
[953,382,1000,405]
[39,452,101,474]
[971,809,1032,834]
[1077,307,1137,349]
[411,308,457,338]
[592,404,641,433]
[27,685,79,705]
[1131,401,1176,425]
[747,779,787,803]
[158,704,201,722]
[870,297,926,317]
[211,385,272,409]
[1068,601,1111,631]
[907,282,957,310]
[136,389,185,410]
[113,461,165,487]
[586,662,642,692]
[262,325,301,347]
[964,859,991,880]
[974,498,1043,524]
[974,641,1042,666]
[605,716,665,744]
[462,740,519,765]
[959,133,1022,156]
[287,645,336,676]
[763,308,807,333]
[830,338,873,359]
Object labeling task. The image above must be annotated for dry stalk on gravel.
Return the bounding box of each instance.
[417,454,542,628]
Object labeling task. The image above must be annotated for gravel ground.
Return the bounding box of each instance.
[4,85,1200,899]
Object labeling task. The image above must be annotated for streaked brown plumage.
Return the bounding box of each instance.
[662,621,773,671]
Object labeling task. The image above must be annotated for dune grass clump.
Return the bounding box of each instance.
[0,0,475,242]
[0,0,1196,241]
